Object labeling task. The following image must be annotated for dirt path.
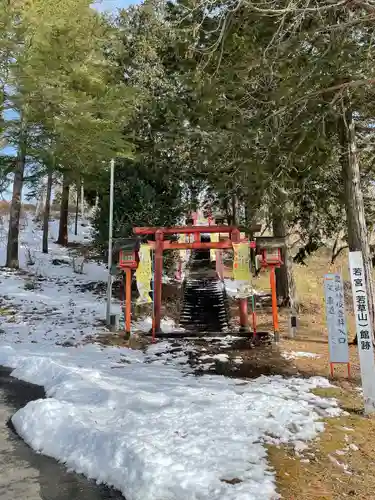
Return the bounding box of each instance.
[0,367,124,500]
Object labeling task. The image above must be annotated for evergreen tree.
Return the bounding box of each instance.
[3,0,134,265]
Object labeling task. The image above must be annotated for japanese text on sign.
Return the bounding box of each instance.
[324,273,349,363]
[351,265,373,350]
[349,251,375,414]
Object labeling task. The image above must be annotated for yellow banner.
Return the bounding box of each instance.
[232,242,251,281]
[135,244,152,304]
[197,210,207,226]
[210,233,219,261]
[178,233,187,259]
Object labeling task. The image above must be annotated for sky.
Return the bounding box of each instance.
[93,0,136,11]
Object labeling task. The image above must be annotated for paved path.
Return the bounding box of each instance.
[0,367,124,500]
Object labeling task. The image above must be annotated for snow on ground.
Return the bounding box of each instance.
[224,279,255,298]
[0,343,341,500]
[199,353,229,363]
[0,214,107,282]
[133,316,185,334]
[282,351,321,361]
[144,334,248,374]
[0,215,343,500]
[224,279,266,299]
[0,216,113,345]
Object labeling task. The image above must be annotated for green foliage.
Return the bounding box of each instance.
[2,0,135,194]
[3,0,375,265]
[92,158,186,249]
[157,0,375,249]
[0,154,14,195]
[90,0,192,251]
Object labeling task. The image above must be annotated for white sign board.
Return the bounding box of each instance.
[324,273,349,363]
[349,251,375,414]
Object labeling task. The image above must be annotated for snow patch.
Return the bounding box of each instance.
[328,454,351,474]
[282,351,320,361]
[133,316,185,334]
[0,344,341,500]
[212,353,229,362]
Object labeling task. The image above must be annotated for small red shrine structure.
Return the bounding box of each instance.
[127,224,283,342]
[134,225,252,339]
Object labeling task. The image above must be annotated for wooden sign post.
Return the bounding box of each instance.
[349,251,375,414]
[324,273,350,378]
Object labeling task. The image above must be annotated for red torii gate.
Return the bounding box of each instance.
[133,225,254,340]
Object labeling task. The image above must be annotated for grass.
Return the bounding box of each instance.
[249,248,375,499]
[246,247,361,381]
[268,384,375,499]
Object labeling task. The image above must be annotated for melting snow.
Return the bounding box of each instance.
[2,344,341,500]
[133,316,185,333]
[328,454,351,474]
[349,443,359,452]
[0,215,344,500]
[212,353,230,362]
[282,351,320,361]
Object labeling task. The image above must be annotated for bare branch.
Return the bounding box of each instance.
[245,0,349,16]
[331,244,348,264]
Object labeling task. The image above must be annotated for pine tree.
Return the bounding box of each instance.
[3,0,134,265]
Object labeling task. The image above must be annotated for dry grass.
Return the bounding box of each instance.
[269,384,375,500]
[246,248,375,499]
[0,201,37,217]
[245,247,360,380]
[89,332,148,351]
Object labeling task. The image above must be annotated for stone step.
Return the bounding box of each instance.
[179,261,230,332]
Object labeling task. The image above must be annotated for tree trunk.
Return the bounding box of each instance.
[57,174,70,246]
[74,185,79,236]
[272,199,298,311]
[339,108,375,339]
[42,169,53,254]
[35,178,46,219]
[223,198,231,224]
[80,179,85,221]
[231,194,237,225]
[6,140,26,268]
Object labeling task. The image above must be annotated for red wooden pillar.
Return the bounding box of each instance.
[231,228,249,332]
[270,266,279,342]
[231,227,240,244]
[153,229,164,341]
[239,299,249,333]
[125,268,132,338]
